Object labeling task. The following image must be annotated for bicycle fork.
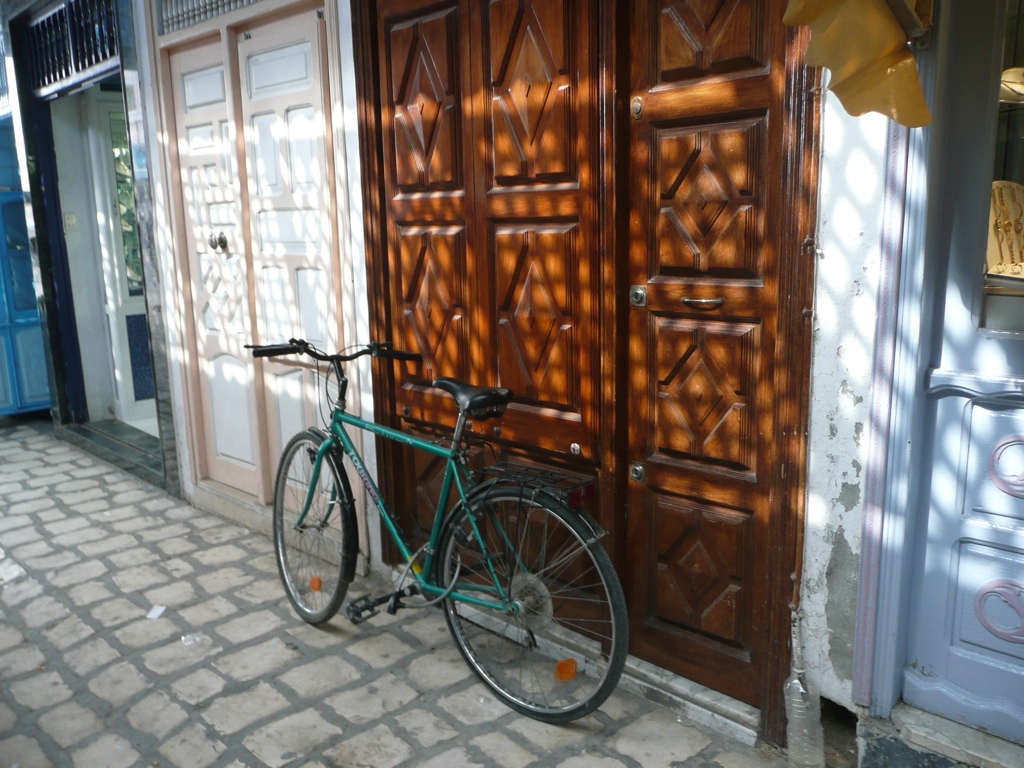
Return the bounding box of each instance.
[295,438,339,532]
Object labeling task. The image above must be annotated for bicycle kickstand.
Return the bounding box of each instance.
[344,585,419,625]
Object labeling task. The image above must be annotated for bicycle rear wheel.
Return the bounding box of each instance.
[273,432,352,624]
[435,485,628,722]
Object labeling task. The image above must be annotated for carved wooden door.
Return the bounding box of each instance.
[625,0,797,706]
[373,0,600,533]
[362,0,811,716]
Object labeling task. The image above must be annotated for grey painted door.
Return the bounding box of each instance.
[904,380,1024,744]
[902,0,1024,744]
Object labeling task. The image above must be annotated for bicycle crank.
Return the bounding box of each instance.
[344,585,419,625]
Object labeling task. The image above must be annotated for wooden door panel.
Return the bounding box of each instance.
[359,0,813,734]
[479,0,597,460]
[654,0,766,82]
[487,0,575,184]
[379,0,475,422]
[649,494,753,649]
[627,0,791,707]
[388,6,463,192]
[650,317,758,478]
[378,0,596,459]
[654,119,764,280]
[494,223,582,433]
[396,224,468,383]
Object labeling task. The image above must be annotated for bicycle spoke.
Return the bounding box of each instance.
[273,434,351,624]
[437,488,627,723]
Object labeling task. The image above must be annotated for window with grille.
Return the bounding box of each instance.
[160,0,265,35]
[23,0,118,99]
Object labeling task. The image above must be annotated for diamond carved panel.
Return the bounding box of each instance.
[508,29,554,141]
[654,318,756,473]
[488,0,574,183]
[656,121,761,278]
[657,0,761,83]
[653,495,750,644]
[399,227,465,380]
[388,9,460,190]
[665,355,728,430]
[198,251,248,338]
[496,225,576,407]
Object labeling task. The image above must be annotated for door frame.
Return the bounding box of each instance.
[350,0,819,744]
[760,29,820,738]
[5,0,180,492]
[89,90,157,430]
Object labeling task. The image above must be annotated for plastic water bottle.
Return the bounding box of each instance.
[785,612,825,768]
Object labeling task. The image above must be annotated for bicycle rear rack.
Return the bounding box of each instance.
[472,461,596,510]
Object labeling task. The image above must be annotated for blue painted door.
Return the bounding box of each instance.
[0,192,48,415]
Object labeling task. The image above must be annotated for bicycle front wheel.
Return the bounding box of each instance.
[435,486,628,722]
[273,432,353,624]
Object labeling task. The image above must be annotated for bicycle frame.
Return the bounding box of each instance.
[297,404,515,613]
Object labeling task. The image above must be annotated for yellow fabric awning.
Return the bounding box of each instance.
[784,0,933,128]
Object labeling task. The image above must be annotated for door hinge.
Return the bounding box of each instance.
[629,285,647,307]
[629,461,646,483]
[803,235,820,257]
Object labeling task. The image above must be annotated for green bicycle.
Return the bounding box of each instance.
[248,338,628,722]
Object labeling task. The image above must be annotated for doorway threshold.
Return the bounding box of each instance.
[619,656,760,746]
[58,419,164,488]
[865,703,1024,768]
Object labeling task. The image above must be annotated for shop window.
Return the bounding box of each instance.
[986,1,1024,330]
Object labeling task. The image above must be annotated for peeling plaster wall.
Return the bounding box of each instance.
[802,93,890,710]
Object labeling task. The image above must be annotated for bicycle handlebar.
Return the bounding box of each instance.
[250,342,302,358]
[245,339,422,365]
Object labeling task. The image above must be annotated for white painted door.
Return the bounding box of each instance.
[92,93,157,434]
[171,39,260,493]
[238,10,339,496]
[169,9,339,500]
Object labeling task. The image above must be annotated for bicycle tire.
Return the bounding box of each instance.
[273,432,353,624]
[435,485,628,722]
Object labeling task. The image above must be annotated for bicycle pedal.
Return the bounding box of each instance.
[344,594,384,625]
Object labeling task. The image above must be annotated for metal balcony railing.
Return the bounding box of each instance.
[160,0,265,35]
[24,0,119,99]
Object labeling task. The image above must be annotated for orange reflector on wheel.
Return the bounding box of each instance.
[555,658,578,681]
[309,576,322,592]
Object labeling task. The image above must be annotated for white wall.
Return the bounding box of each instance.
[333,3,380,572]
[802,93,890,711]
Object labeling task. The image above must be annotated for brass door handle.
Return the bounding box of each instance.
[681,297,724,309]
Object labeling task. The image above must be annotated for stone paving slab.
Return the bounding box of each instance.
[0,419,788,767]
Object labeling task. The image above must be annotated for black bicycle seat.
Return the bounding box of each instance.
[433,377,514,420]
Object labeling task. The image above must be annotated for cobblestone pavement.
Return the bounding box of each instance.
[0,418,789,767]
